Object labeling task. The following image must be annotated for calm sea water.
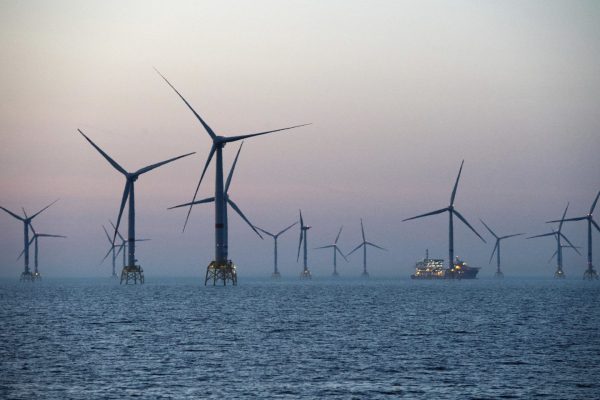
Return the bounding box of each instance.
[1,276,599,399]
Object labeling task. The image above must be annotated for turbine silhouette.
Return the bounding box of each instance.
[256,221,298,278]
[480,219,525,278]
[403,160,485,270]
[347,219,386,277]
[79,129,193,284]
[156,69,309,286]
[315,226,348,277]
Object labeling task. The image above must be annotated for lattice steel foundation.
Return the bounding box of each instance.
[300,269,311,279]
[583,266,598,280]
[205,260,237,286]
[554,267,565,279]
[20,271,34,282]
[121,265,144,284]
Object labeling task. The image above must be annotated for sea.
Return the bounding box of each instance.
[1,275,599,399]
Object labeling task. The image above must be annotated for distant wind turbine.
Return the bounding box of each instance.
[480,219,525,278]
[546,191,600,280]
[256,221,298,278]
[347,219,386,277]
[403,160,486,270]
[1,200,58,281]
[155,69,309,286]
[108,221,150,273]
[528,203,581,278]
[78,129,193,284]
[297,210,312,279]
[18,223,66,280]
[315,226,348,277]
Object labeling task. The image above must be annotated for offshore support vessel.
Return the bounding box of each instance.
[411,250,479,279]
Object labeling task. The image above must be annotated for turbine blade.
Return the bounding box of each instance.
[335,225,343,244]
[548,250,557,264]
[78,129,127,175]
[403,207,449,222]
[255,226,276,238]
[300,209,304,228]
[558,202,569,233]
[590,190,600,214]
[154,68,217,139]
[450,160,464,205]
[183,144,216,231]
[592,219,600,233]
[223,124,311,143]
[315,245,335,250]
[527,232,556,239]
[360,219,366,242]
[0,206,25,221]
[36,234,66,238]
[16,247,26,261]
[102,225,112,244]
[546,216,586,223]
[30,199,59,220]
[115,244,124,257]
[169,197,215,209]
[276,221,298,237]
[500,233,526,240]
[29,222,37,236]
[297,228,303,262]
[135,152,195,176]
[479,219,498,239]
[110,220,125,242]
[489,241,498,264]
[453,209,486,243]
[347,243,364,257]
[336,246,349,262]
[100,246,113,264]
[227,198,263,239]
[112,181,131,245]
[225,142,243,193]
[559,233,580,254]
[366,241,387,251]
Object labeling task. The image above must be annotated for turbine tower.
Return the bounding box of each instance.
[546,191,600,280]
[403,160,486,270]
[297,210,312,279]
[155,69,309,286]
[480,219,525,278]
[1,200,58,281]
[256,221,298,279]
[347,219,386,277]
[315,226,347,276]
[528,203,580,278]
[78,129,194,284]
[170,143,264,285]
[18,223,66,280]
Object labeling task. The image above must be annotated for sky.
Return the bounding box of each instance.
[1,0,599,278]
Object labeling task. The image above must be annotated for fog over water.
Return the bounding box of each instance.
[1,1,599,278]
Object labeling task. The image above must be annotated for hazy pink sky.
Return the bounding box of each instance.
[1,0,599,277]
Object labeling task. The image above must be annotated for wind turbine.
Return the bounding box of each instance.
[1,200,58,281]
[255,221,298,278]
[155,69,309,285]
[315,226,348,277]
[347,219,386,277]
[100,225,124,278]
[403,160,486,271]
[18,223,66,280]
[480,219,525,278]
[528,203,580,278]
[297,210,312,279]
[78,129,194,284]
[546,191,600,280]
[170,143,264,285]
[108,220,150,273]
